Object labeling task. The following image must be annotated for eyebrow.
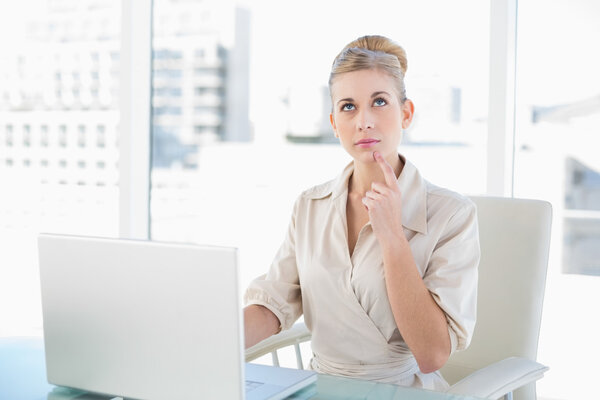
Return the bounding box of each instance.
[371,91,391,98]
[336,97,353,105]
[336,91,391,105]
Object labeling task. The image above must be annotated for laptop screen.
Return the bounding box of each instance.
[38,234,245,400]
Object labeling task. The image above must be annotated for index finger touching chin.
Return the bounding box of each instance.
[373,152,397,186]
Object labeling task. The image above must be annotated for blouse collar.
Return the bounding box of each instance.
[304,154,429,235]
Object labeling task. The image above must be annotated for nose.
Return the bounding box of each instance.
[357,108,374,131]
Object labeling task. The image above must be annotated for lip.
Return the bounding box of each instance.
[355,139,380,148]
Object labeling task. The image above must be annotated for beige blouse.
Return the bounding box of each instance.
[244,156,480,390]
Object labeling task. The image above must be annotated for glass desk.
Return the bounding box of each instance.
[0,337,480,400]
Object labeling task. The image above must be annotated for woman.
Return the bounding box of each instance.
[243,35,479,390]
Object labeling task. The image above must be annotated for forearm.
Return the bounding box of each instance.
[243,304,281,349]
[381,237,451,374]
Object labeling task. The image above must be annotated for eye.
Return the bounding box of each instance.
[341,103,355,111]
[373,97,387,107]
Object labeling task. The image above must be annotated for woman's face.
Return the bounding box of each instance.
[329,68,413,165]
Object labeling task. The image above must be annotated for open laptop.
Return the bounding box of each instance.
[38,233,316,400]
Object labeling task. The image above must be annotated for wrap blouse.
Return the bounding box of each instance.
[244,156,480,390]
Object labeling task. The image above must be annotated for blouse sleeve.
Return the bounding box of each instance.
[243,198,303,331]
[423,200,480,354]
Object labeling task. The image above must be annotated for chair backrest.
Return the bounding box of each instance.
[440,196,552,399]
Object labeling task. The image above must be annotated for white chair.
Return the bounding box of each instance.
[246,196,553,400]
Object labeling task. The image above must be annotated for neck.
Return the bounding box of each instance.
[349,153,403,196]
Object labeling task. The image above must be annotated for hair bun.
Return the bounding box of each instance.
[344,35,407,75]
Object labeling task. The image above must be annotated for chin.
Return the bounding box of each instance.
[351,150,378,164]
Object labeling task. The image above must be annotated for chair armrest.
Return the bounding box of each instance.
[446,357,549,399]
[245,322,311,362]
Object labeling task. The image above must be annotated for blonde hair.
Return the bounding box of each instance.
[329,35,408,102]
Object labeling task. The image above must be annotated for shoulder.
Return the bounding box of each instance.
[287,178,336,228]
[299,178,335,200]
[424,180,477,229]
[427,181,475,210]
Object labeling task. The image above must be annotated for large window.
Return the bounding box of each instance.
[514,1,600,398]
[149,0,491,290]
[2,1,596,398]
[0,0,121,336]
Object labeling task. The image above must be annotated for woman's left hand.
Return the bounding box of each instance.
[362,152,405,246]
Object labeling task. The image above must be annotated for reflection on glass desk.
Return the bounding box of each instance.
[0,337,480,400]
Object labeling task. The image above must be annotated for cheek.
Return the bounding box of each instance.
[383,111,404,131]
[334,117,352,135]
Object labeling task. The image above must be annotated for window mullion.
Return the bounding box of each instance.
[119,0,152,239]
[487,0,518,197]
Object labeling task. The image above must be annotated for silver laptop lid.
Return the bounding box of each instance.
[38,233,244,400]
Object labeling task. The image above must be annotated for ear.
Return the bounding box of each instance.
[330,113,339,138]
[401,99,415,129]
